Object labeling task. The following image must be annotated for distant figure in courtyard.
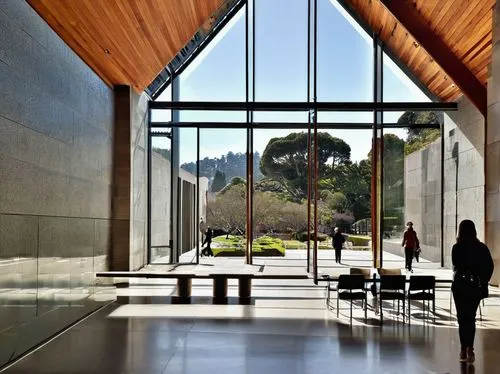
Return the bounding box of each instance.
[452,219,493,364]
[332,227,346,264]
[401,221,419,272]
[200,217,207,242]
[201,227,214,257]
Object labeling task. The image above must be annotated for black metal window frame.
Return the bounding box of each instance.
[146,0,456,275]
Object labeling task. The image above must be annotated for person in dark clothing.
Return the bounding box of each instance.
[332,227,345,264]
[201,227,214,257]
[401,221,419,272]
[452,219,494,364]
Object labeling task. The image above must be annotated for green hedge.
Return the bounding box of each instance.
[283,240,307,249]
[346,235,371,246]
[210,235,285,256]
[294,231,328,242]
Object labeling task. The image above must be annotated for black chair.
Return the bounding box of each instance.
[379,275,406,324]
[336,274,367,323]
[407,276,435,324]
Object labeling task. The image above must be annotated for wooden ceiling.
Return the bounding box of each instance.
[27,0,225,92]
[28,0,494,109]
[344,0,495,104]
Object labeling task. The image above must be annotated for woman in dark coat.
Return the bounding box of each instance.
[332,227,345,264]
[452,220,494,364]
[201,227,213,257]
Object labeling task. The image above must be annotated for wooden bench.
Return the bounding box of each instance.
[96,272,309,304]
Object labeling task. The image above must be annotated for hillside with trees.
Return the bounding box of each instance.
[181,151,263,186]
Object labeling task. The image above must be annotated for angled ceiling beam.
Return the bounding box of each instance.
[380,0,487,116]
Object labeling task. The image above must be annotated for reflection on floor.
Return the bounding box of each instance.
[3,276,500,374]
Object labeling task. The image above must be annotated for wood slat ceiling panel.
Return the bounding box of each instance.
[345,0,494,102]
[27,0,225,91]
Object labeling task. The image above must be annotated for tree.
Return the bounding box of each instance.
[153,147,171,161]
[321,161,371,221]
[181,152,263,181]
[206,184,246,235]
[211,170,227,192]
[397,111,442,155]
[260,132,350,201]
[219,176,246,194]
[382,134,405,231]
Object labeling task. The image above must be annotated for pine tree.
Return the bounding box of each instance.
[211,170,227,192]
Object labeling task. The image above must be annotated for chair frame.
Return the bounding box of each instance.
[378,275,406,325]
[407,275,436,325]
[333,274,368,324]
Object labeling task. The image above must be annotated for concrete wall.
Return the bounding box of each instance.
[150,152,209,261]
[444,97,485,267]
[130,91,148,270]
[404,138,442,262]
[486,2,500,286]
[0,0,114,366]
[399,96,485,267]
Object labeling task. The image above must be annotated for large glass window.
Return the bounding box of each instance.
[255,0,308,101]
[151,136,172,263]
[317,0,373,102]
[199,129,247,262]
[147,0,456,274]
[252,126,309,263]
[178,7,246,101]
[382,52,443,268]
[316,129,373,272]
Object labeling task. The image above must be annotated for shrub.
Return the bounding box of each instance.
[283,240,307,249]
[346,235,371,247]
[294,231,328,242]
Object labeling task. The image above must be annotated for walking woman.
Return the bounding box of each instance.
[452,220,494,364]
[402,221,419,273]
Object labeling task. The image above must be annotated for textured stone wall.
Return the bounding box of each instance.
[151,153,209,261]
[444,97,485,267]
[130,91,148,270]
[486,2,500,286]
[399,96,484,266]
[0,1,114,366]
[404,138,442,262]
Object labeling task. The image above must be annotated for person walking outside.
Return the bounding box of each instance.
[332,227,345,264]
[402,221,419,273]
[452,219,493,364]
[201,227,214,257]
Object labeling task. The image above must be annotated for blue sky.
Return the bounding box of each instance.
[152,0,430,164]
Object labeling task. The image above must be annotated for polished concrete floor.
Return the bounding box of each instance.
[2,275,500,374]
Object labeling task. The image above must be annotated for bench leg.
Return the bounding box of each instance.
[213,277,228,304]
[177,277,192,304]
[238,278,252,304]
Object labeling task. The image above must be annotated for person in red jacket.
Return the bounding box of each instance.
[401,221,419,273]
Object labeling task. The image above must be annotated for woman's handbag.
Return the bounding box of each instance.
[453,269,481,289]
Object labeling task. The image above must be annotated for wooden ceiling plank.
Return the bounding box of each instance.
[445,1,489,46]
[26,0,116,87]
[379,0,486,114]
[437,1,473,45]
[46,0,134,85]
[27,0,224,91]
[83,0,146,87]
[71,0,143,88]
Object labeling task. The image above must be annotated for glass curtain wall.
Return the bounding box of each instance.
[251,114,309,264]
[199,128,247,262]
[147,0,455,277]
[382,51,443,269]
[150,135,172,263]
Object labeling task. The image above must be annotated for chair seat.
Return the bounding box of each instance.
[379,291,405,300]
[408,291,434,301]
[339,291,366,300]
